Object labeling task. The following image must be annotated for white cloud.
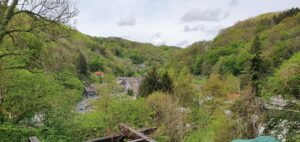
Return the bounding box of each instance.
[118,16,136,26]
[183,24,223,35]
[72,0,300,47]
[180,9,229,22]
[184,25,199,32]
[151,33,166,45]
[229,0,239,6]
[176,40,189,47]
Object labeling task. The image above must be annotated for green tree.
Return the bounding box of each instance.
[247,36,265,96]
[159,71,173,94]
[89,57,104,72]
[0,0,77,72]
[192,56,202,75]
[1,71,62,123]
[128,53,144,64]
[139,68,160,97]
[0,0,77,42]
[172,67,195,106]
[203,73,225,97]
[139,68,174,97]
[77,52,88,75]
[262,52,300,99]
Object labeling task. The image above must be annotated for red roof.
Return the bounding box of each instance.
[95,72,104,76]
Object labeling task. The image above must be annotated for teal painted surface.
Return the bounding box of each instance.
[232,136,281,142]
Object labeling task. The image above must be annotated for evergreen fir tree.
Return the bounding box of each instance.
[77,52,88,75]
[139,67,160,97]
[139,68,174,97]
[248,36,264,96]
[159,72,173,94]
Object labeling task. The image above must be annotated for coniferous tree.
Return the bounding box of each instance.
[139,67,160,97]
[139,68,174,97]
[77,52,88,75]
[248,36,264,96]
[159,72,173,94]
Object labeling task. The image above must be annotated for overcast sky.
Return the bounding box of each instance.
[71,0,300,47]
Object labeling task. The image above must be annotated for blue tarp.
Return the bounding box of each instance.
[232,136,281,142]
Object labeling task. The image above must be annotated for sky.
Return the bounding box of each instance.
[71,0,300,47]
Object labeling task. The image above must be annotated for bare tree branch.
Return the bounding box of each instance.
[0,0,78,42]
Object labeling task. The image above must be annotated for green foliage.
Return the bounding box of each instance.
[159,71,174,94]
[128,52,144,64]
[192,45,239,75]
[224,74,241,94]
[203,73,240,97]
[192,56,203,75]
[187,10,300,79]
[230,85,267,140]
[56,69,83,90]
[1,71,62,124]
[218,55,240,75]
[185,102,237,142]
[139,68,174,97]
[243,36,266,96]
[93,37,178,71]
[139,68,160,97]
[89,57,104,72]
[0,125,39,142]
[0,33,44,70]
[1,7,300,142]
[146,92,186,142]
[273,8,300,24]
[77,52,88,75]
[262,52,300,99]
[96,96,154,131]
[171,67,196,106]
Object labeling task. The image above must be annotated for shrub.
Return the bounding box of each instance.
[262,52,300,99]
[203,74,225,97]
[96,96,153,131]
[139,68,174,97]
[146,92,186,142]
[128,53,144,64]
[89,57,104,72]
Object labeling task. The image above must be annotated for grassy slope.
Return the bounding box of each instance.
[180,9,300,142]
[180,11,300,76]
[0,21,180,141]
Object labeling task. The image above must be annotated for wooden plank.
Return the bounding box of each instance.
[138,127,157,135]
[28,136,40,142]
[128,138,146,142]
[119,123,156,142]
[85,135,124,142]
[86,126,156,142]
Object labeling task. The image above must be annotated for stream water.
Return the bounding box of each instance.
[76,96,99,113]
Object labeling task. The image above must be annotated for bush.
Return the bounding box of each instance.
[56,70,83,90]
[128,53,144,64]
[89,57,104,72]
[146,92,186,142]
[262,52,300,99]
[139,68,174,97]
[95,96,153,131]
[172,67,196,106]
[203,74,225,97]
[1,71,63,124]
[0,125,39,142]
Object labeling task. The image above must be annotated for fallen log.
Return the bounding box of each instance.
[85,126,156,142]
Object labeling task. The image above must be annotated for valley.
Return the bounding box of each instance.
[0,1,299,142]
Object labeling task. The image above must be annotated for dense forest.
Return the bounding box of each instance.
[0,1,299,142]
